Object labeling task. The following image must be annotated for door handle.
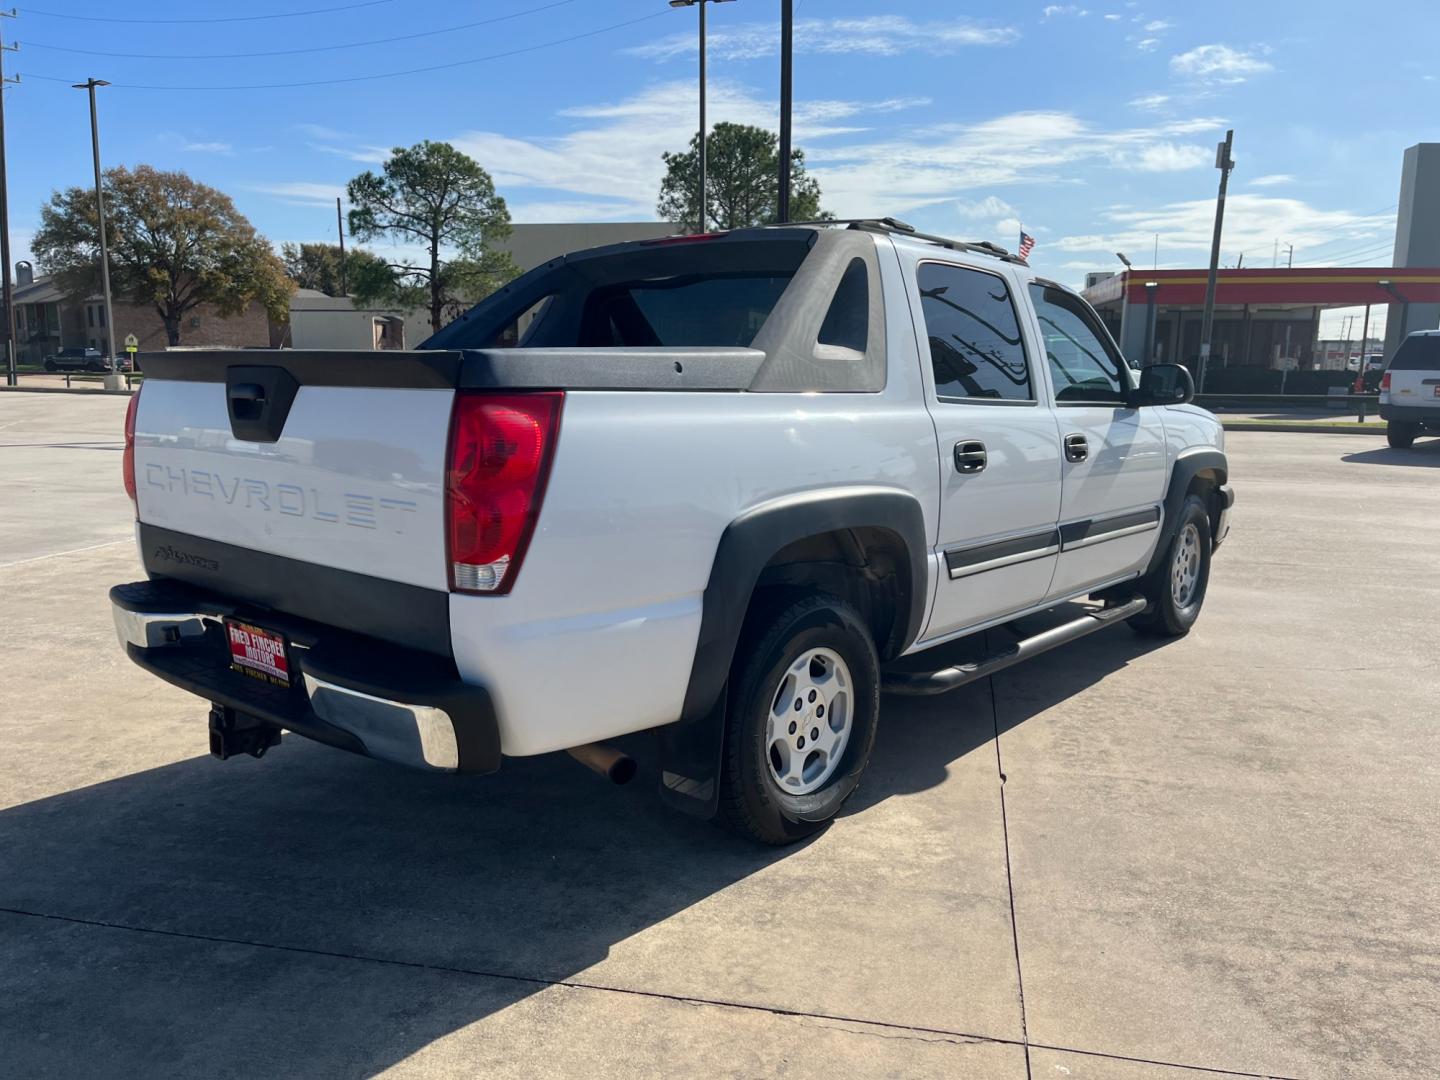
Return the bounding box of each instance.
[954,440,988,474]
[1063,433,1089,463]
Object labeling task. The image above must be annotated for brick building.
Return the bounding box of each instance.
[8,262,273,364]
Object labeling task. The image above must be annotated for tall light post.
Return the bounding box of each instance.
[777,0,792,223]
[1198,129,1235,393]
[669,0,734,233]
[73,78,120,390]
[1,10,18,387]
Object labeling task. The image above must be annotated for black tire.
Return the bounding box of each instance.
[717,593,880,845]
[1129,493,1212,638]
[1387,421,1418,449]
[43,360,56,372]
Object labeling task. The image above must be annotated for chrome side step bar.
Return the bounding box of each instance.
[882,596,1149,697]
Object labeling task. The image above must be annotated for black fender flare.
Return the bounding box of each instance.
[1146,449,1228,576]
[657,487,928,818]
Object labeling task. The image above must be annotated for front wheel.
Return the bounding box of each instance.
[1387,421,1418,449]
[1130,494,1212,638]
[718,593,880,845]
[43,360,57,371]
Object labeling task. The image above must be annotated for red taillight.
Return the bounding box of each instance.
[122,386,141,504]
[1380,372,1392,392]
[446,391,563,594]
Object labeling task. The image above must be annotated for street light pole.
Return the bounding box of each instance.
[670,0,733,233]
[1198,128,1235,394]
[73,78,120,390]
[0,10,18,387]
[777,0,793,223]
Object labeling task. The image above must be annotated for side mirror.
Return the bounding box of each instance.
[1134,363,1195,407]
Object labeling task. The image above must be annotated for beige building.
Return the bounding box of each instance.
[283,289,433,351]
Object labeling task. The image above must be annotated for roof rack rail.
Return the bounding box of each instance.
[762,217,1028,265]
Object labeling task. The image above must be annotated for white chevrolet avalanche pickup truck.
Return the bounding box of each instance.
[113,219,1233,844]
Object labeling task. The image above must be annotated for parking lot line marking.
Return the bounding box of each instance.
[0,905,1299,1078]
[0,539,129,570]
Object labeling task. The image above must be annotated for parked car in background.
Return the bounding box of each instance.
[1380,331,1440,448]
[43,347,107,372]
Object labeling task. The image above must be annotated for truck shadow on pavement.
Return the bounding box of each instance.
[1341,441,1440,467]
[1,616,1163,1077]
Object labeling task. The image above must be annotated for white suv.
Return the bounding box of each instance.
[1380,330,1440,448]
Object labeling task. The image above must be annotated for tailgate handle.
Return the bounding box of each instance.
[225,367,299,444]
[229,383,267,423]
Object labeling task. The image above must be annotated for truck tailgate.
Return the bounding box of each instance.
[135,374,452,591]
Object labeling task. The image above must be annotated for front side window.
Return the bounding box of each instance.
[916,262,1032,402]
[1028,283,1127,404]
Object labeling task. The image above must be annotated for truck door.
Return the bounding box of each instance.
[1024,281,1167,599]
[908,259,1064,640]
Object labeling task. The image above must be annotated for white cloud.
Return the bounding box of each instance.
[955,196,1019,220]
[507,200,655,224]
[294,123,350,142]
[805,110,1225,217]
[1171,44,1274,83]
[628,16,1019,61]
[1052,195,1392,257]
[159,132,234,155]
[1248,173,1295,187]
[1042,5,1089,19]
[246,181,346,208]
[1104,12,1122,19]
[1133,143,1211,171]
[1144,19,1172,31]
[448,81,933,217]
[312,143,391,165]
[1129,93,1170,110]
[1135,38,1159,51]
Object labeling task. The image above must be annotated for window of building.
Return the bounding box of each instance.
[1027,283,1127,405]
[86,306,94,328]
[916,262,1032,402]
[816,257,869,355]
[97,304,106,328]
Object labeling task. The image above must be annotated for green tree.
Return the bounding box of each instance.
[281,241,395,299]
[346,141,519,331]
[657,122,829,232]
[32,165,292,346]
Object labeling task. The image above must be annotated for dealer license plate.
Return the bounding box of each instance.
[225,619,291,688]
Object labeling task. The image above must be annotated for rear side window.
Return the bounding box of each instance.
[579,272,794,348]
[916,262,1032,402]
[817,257,869,354]
[1388,335,1440,370]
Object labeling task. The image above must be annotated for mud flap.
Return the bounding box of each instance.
[655,685,727,819]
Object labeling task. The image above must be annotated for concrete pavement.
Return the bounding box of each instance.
[2,392,1438,1078]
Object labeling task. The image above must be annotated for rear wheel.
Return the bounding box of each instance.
[1130,494,1212,638]
[717,593,880,845]
[1387,421,1418,449]
[43,360,56,371]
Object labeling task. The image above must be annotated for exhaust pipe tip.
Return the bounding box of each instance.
[566,742,637,785]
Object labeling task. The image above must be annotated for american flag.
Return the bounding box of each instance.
[1017,230,1036,261]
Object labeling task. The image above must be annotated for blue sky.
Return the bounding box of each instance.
[5,0,1436,334]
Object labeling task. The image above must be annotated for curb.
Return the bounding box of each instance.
[1221,422,1382,435]
[0,385,135,397]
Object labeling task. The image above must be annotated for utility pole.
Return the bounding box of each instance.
[1287,243,1294,269]
[1198,129,1235,394]
[1153,232,1158,270]
[73,78,119,389]
[335,196,347,296]
[668,0,733,232]
[1273,238,1279,268]
[0,10,17,387]
[777,0,793,223]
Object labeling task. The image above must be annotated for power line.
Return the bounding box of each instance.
[20,0,579,60]
[19,10,666,90]
[18,0,397,24]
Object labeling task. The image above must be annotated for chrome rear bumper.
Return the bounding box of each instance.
[110,579,499,774]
